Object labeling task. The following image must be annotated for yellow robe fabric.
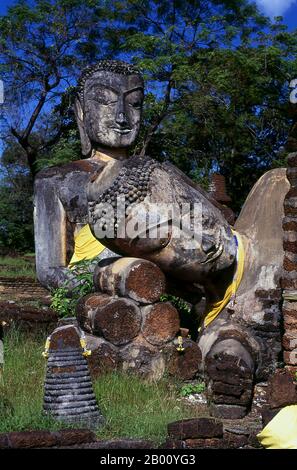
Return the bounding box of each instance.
[257,405,297,449]
[203,230,245,328]
[68,224,106,267]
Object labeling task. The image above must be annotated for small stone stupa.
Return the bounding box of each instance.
[43,324,104,428]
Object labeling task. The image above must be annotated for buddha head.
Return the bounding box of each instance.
[74,60,144,156]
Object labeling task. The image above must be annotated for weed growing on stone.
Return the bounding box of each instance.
[179,382,206,397]
[50,258,95,317]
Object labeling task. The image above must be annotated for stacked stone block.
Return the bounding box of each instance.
[76,257,201,381]
[282,152,297,371]
[164,417,256,449]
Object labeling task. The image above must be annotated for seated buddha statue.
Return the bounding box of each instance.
[33,60,144,289]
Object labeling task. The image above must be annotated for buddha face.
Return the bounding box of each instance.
[81,71,144,149]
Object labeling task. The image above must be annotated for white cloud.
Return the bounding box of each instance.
[256,0,297,17]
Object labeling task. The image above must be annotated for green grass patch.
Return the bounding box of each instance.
[94,373,206,444]
[0,256,36,279]
[0,328,69,432]
[0,329,206,443]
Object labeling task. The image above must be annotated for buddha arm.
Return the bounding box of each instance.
[34,173,72,289]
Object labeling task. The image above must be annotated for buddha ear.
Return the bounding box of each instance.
[73,97,92,157]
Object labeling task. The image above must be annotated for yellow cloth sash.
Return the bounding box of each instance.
[257,405,297,449]
[203,230,245,328]
[68,224,106,267]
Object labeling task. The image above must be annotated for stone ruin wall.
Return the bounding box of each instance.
[282,103,297,374]
[282,160,297,371]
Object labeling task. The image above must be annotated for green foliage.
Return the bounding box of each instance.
[180,382,206,397]
[0,174,34,254]
[160,294,191,314]
[50,258,94,317]
[112,0,297,210]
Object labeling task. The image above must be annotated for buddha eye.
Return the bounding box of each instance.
[87,98,117,106]
[129,102,141,109]
[96,98,117,106]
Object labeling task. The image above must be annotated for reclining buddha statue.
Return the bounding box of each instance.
[34,60,289,418]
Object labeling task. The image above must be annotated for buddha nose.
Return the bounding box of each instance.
[116,99,129,127]
[116,111,128,126]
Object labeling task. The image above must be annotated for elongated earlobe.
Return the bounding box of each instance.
[73,98,92,156]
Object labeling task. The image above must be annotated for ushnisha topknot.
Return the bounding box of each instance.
[77,60,143,100]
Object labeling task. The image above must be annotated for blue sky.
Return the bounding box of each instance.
[0,0,297,29]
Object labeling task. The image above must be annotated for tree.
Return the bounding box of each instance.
[0,0,111,177]
[0,139,34,253]
[109,1,297,209]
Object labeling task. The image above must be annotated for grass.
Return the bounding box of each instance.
[0,256,36,279]
[0,328,207,444]
[0,328,69,433]
[94,373,206,444]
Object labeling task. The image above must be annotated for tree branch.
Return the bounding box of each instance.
[140,78,173,156]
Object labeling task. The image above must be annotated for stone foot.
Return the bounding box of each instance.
[205,339,254,419]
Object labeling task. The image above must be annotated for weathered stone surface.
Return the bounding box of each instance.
[78,296,142,346]
[75,439,156,449]
[0,301,57,333]
[222,432,249,448]
[281,277,297,289]
[184,438,224,449]
[50,325,81,351]
[210,404,248,419]
[207,348,253,375]
[283,350,297,365]
[287,152,297,167]
[141,302,180,346]
[212,381,246,397]
[164,338,202,380]
[93,257,166,304]
[261,406,282,427]
[85,334,121,377]
[0,434,9,449]
[282,332,297,351]
[283,313,297,332]
[93,297,141,346]
[283,256,297,271]
[267,369,297,408]
[184,432,248,449]
[3,431,57,449]
[283,239,297,255]
[52,429,96,446]
[120,337,165,381]
[44,326,104,427]
[0,429,96,449]
[161,439,185,449]
[283,229,297,243]
[285,365,297,375]
[76,293,111,333]
[168,418,223,440]
[211,390,252,406]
